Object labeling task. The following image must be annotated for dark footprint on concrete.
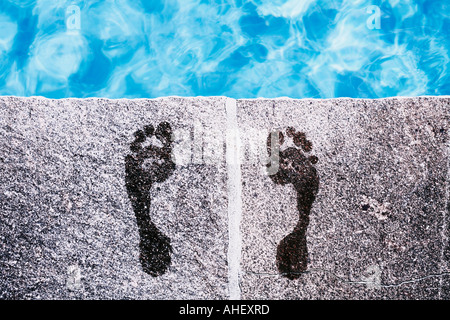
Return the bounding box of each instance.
[125,122,176,276]
[266,127,319,280]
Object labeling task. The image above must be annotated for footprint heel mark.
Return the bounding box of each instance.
[266,128,319,280]
[125,122,176,277]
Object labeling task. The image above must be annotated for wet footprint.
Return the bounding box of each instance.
[125,122,176,276]
[266,127,320,280]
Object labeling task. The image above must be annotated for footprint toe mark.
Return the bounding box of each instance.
[125,122,176,276]
[266,128,319,279]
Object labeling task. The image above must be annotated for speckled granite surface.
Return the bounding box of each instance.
[0,96,448,299]
[238,97,449,299]
[0,96,229,299]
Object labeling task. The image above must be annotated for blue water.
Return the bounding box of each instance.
[0,0,449,99]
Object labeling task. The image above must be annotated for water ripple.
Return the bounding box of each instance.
[0,0,448,98]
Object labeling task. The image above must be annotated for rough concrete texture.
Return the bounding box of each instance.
[0,96,229,299]
[0,96,448,300]
[238,97,449,299]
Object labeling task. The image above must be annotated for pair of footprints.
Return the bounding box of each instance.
[125,123,319,280]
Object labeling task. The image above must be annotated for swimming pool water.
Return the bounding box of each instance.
[0,0,449,99]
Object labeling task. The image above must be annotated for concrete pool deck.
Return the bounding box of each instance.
[0,96,448,299]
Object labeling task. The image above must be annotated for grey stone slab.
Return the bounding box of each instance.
[440,275,450,300]
[0,96,229,299]
[241,271,449,300]
[1,96,449,300]
[237,97,449,299]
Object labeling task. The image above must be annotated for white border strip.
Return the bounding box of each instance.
[225,98,242,300]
